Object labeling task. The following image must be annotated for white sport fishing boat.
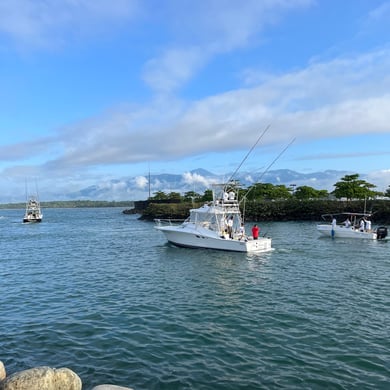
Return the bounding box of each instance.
[155,183,273,253]
[23,195,43,223]
[316,212,388,240]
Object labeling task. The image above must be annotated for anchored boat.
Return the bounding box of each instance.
[23,195,43,223]
[155,183,273,253]
[316,212,388,240]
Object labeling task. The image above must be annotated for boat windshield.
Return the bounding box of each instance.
[189,203,243,233]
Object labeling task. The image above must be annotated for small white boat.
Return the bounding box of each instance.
[155,183,273,253]
[23,195,43,223]
[316,212,388,240]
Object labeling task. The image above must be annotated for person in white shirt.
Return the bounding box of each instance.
[227,216,234,239]
[238,223,245,240]
[331,217,337,238]
[220,216,226,234]
[359,219,365,232]
[343,217,351,228]
[365,219,372,232]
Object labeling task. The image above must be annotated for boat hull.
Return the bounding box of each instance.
[156,225,273,253]
[317,224,377,239]
[23,194,43,223]
[23,217,42,223]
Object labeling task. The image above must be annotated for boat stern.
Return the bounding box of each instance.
[245,237,273,253]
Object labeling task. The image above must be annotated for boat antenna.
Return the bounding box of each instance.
[148,163,151,200]
[25,179,28,203]
[35,178,40,202]
[225,124,271,188]
[240,137,296,205]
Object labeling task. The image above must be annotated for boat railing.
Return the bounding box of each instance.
[154,218,186,226]
[214,200,240,211]
[223,200,239,207]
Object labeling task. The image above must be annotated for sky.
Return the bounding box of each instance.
[1,0,390,201]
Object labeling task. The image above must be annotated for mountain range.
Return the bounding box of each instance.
[63,168,355,201]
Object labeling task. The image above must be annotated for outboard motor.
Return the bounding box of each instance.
[376,226,388,240]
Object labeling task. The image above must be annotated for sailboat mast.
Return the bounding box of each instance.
[148,164,151,199]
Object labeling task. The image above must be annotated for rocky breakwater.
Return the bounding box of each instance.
[0,361,133,390]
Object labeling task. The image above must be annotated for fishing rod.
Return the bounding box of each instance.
[239,137,296,206]
[224,124,271,190]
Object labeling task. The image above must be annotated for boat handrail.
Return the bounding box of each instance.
[154,218,186,226]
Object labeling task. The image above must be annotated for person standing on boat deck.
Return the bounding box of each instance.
[331,217,337,238]
[252,224,260,240]
[227,216,234,239]
[365,218,372,232]
[239,223,245,240]
[344,217,351,228]
[220,216,226,234]
[359,218,365,232]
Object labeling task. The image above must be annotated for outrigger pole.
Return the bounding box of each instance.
[224,124,271,189]
[219,123,295,223]
[240,137,296,205]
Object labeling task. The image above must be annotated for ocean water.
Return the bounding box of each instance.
[0,207,389,389]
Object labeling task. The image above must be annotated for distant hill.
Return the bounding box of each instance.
[63,168,352,201]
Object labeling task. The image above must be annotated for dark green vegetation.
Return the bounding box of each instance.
[132,174,390,223]
[148,174,390,202]
[0,200,134,209]
[137,198,390,224]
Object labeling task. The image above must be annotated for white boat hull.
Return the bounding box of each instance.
[156,224,273,253]
[317,224,377,239]
[154,183,274,253]
[23,194,43,223]
[23,216,42,223]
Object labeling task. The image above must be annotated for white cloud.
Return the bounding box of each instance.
[365,169,390,192]
[182,172,216,187]
[143,46,209,93]
[134,176,148,189]
[367,2,390,21]
[142,0,313,93]
[1,0,389,194]
[0,0,139,49]
[2,46,389,175]
[245,174,255,184]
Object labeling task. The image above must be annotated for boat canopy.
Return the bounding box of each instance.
[320,212,373,222]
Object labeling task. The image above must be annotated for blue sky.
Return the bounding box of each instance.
[1,0,390,201]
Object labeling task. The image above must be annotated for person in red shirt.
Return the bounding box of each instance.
[252,224,260,240]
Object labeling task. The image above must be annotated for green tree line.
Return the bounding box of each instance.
[149,174,390,203]
[137,174,390,223]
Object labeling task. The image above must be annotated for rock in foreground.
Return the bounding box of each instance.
[0,366,81,390]
[0,362,5,381]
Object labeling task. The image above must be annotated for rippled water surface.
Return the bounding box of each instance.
[1,208,389,389]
